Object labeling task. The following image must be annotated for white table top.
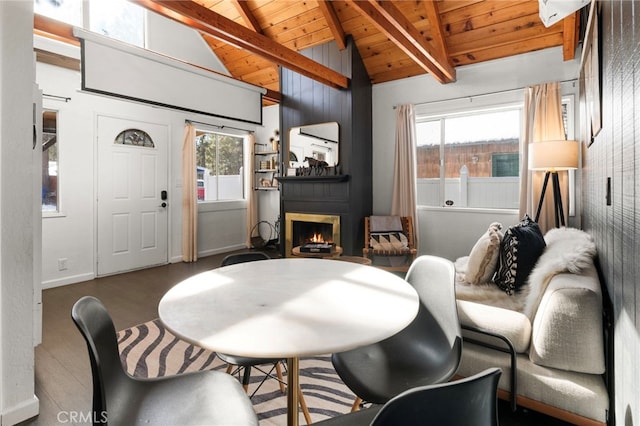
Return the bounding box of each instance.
[158,258,419,358]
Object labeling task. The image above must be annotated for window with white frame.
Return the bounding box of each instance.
[34,0,145,47]
[195,129,245,202]
[42,109,59,212]
[415,95,574,210]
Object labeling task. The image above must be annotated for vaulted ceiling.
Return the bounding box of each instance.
[34,0,582,105]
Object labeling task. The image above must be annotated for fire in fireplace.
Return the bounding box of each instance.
[285,212,340,257]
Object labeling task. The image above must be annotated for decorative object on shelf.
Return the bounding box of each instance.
[270,130,280,152]
[254,130,280,191]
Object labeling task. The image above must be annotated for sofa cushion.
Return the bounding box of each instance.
[464,222,503,285]
[457,343,609,423]
[529,265,605,375]
[494,215,546,295]
[457,299,531,353]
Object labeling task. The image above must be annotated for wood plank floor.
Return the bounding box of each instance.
[20,249,570,426]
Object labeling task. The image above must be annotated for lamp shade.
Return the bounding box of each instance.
[528,140,579,171]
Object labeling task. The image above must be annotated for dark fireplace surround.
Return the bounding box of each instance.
[278,37,372,257]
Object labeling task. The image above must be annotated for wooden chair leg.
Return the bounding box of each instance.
[298,385,312,424]
[350,397,363,412]
[225,364,233,374]
[275,361,286,393]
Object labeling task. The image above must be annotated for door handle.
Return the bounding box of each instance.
[160,202,167,208]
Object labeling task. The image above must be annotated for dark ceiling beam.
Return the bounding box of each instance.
[233,0,263,34]
[133,0,349,89]
[346,0,455,84]
[317,0,346,50]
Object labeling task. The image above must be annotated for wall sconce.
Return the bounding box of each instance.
[528,140,579,227]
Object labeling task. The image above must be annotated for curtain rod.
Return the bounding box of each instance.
[393,78,578,109]
[186,119,254,134]
[43,93,71,102]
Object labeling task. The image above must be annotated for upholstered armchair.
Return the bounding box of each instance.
[363,216,417,272]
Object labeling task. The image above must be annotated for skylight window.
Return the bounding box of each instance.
[34,0,145,48]
[89,0,145,47]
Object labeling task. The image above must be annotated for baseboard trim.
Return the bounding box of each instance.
[1,395,39,426]
[41,272,95,289]
[198,244,247,258]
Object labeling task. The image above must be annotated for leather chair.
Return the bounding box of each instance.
[217,251,312,424]
[331,255,462,411]
[313,368,502,426]
[71,296,258,426]
[363,216,417,272]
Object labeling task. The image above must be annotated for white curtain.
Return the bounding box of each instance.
[391,104,419,248]
[519,82,567,234]
[181,123,198,262]
[245,133,258,247]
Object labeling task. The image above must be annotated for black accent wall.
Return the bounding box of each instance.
[279,37,372,256]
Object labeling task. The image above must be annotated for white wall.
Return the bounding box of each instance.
[36,10,265,288]
[38,62,259,287]
[0,2,40,424]
[372,47,581,259]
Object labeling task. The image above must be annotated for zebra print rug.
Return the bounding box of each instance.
[117,319,357,424]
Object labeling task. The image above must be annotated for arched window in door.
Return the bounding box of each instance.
[114,129,154,148]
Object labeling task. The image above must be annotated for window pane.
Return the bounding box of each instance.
[443,110,520,178]
[416,107,521,210]
[34,0,82,27]
[416,120,441,206]
[42,110,59,212]
[195,131,244,202]
[89,0,145,47]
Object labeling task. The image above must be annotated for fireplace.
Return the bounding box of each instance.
[285,212,340,257]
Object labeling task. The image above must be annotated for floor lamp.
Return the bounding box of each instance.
[528,140,579,227]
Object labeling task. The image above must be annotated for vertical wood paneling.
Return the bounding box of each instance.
[582,1,640,424]
[279,37,372,256]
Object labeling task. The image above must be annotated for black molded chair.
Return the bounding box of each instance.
[313,368,502,426]
[217,252,311,424]
[331,255,462,410]
[71,296,258,426]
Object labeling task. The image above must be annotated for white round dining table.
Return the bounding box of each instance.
[159,258,419,426]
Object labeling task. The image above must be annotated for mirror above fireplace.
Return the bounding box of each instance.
[288,122,339,168]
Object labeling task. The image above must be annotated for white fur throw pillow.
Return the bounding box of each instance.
[522,227,597,319]
[464,222,503,285]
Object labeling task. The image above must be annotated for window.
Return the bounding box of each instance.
[416,106,522,209]
[42,110,59,212]
[89,0,145,47]
[34,0,145,47]
[195,130,245,202]
[415,95,574,210]
[34,0,82,27]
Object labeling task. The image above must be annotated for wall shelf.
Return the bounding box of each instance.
[277,175,349,183]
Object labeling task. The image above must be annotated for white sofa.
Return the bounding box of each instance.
[454,227,609,426]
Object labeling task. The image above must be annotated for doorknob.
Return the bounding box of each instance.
[160,202,167,208]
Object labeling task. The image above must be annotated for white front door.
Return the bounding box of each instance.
[97,115,169,276]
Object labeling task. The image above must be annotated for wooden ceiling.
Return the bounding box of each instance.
[35,0,581,105]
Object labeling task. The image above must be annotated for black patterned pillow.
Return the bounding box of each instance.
[493,215,546,295]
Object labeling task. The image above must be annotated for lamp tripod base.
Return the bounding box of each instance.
[534,171,565,227]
